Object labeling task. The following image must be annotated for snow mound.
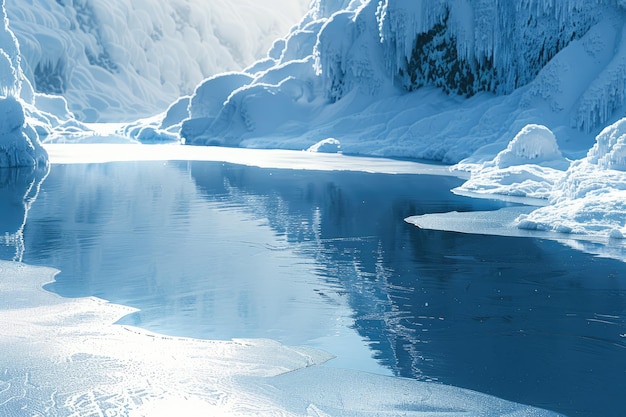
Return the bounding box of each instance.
[454,125,569,200]
[587,117,626,170]
[307,137,341,153]
[517,118,626,237]
[493,124,567,169]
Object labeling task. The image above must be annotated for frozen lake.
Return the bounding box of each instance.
[1,146,625,416]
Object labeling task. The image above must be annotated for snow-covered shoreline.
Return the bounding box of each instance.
[0,260,332,416]
[451,120,626,244]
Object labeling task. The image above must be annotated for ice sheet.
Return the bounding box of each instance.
[407,206,626,262]
[43,142,455,176]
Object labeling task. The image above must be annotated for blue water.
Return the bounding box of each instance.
[3,160,625,416]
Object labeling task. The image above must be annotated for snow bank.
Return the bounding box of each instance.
[492,125,567,170]
[454,124,569,200]
[5,0,310,122]
[9,0,626,165]
[453,119,626,240]
[518,118,626,238]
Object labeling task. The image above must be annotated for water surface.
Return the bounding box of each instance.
[3,159,625,417]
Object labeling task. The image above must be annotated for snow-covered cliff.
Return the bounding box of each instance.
[162,0,626,163]
[4,0,310,122]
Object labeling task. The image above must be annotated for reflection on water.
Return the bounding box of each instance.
[6,160,626,417]
[0,166,48,261]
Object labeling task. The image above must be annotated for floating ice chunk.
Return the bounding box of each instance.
[307,137,341,153]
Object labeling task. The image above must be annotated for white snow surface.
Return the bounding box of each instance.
[307,137,341,153]
[3,0,626,249]
[454,124,569,200]
[2,1,625,412]
[17,0,625,246]
[445,117,626,243]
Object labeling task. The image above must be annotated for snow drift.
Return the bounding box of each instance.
[454,124,570,200]
[0,95,47,167]
[6,0,626,245]
[449,117,626,240]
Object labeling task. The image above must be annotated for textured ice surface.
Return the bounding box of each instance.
[0,258,566,416]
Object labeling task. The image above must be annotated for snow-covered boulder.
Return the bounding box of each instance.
[493,125,568,170]
[454,124,569,199]
[181,57,320,147]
